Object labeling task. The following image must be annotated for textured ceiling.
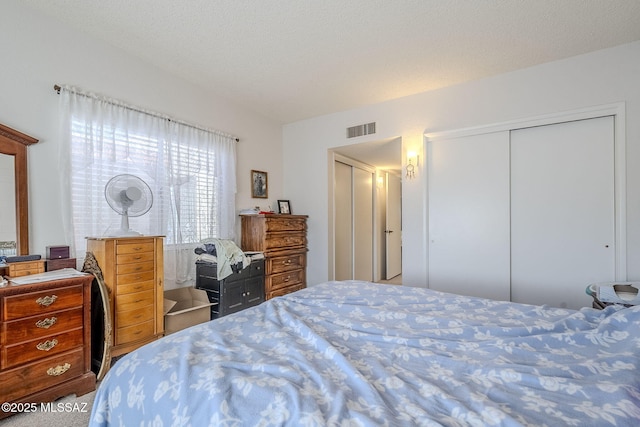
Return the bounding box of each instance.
[19,0,640,124]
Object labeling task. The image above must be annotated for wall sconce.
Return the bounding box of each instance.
[406,151,419,179]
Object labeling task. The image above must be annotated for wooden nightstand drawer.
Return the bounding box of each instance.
[116,319,154,345]
[2,308,83,343]
[2,285,83,321]
[3,328,83,369]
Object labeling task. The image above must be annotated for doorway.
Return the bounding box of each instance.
[328,137,402,283]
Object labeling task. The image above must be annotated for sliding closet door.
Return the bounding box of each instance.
[353,167,373,281]
[334,161,353,280]
[334,160,374,281]
[510,117,615,309]
[428,132,511,300]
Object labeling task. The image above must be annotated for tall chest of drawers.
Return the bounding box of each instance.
[240,214,308,299]
[86,236,164,358]
[0,275,95,418]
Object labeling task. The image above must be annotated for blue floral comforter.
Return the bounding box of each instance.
[90,280,640,426]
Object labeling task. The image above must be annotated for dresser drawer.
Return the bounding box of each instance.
[116,251,155,266]
[116,290,154,312]
[2,307,83,344]
[1,348,85,403]
[264,217,306,232]
[117,280,155,295]
[264,233,306,251]
[2,285,83,321]
[3,328,83,369]
[115,304,154,328]
[267,283,305,300]
[116,319,154,345]
[117,271,155,286]
[116,241,155,255]
[117,260,155,275]
[268,253,306,274]
[266,269,305,292]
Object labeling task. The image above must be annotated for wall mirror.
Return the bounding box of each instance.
[0,123,38,256]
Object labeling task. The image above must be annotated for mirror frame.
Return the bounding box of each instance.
[0,124,38,255]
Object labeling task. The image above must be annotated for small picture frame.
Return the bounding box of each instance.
[278,200,291,214]
[251,170,268,198]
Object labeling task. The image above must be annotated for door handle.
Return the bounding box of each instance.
[384,230,393,234]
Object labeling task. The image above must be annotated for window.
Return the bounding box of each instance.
[59,86,237,285]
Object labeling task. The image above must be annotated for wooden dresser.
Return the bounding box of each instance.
[0,275,95,418]
[241,214,308,299]
[86,236,164,358]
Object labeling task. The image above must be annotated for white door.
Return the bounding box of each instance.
[510,117,615,309]
[333,160,374,281]
[334,161,353,281]
[353,166,374,281]
[428,132,511,300]
[385,172,402,279]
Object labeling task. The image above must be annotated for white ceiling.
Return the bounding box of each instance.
[19,0,640,126]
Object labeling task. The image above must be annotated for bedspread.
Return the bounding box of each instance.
[90,280,640,426]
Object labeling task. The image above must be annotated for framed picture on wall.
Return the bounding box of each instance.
[251,170,268,198]
[278,200,291,214]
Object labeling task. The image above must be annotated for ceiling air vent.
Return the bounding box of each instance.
[347,122,376,138]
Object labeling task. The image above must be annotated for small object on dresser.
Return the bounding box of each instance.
[46,245,70,259]
[46,257,77,271]
[7,259,45,277]
[5,254,41,263]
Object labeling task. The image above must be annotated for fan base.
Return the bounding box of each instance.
[107,229,143,237]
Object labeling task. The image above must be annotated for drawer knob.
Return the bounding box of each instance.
[36,317,57,329]
[37,339,59,351]
[47,363,71,376]
[36,295,58,307]
[283,259,292,265]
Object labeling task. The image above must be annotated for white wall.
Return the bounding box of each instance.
[0,3,284,257]
[284,41,640,288]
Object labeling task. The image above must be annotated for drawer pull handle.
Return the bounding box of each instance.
[37,339,58,351]
[47,363,71,376]
[36,317,57,329]
[284,276,290,282]
[133,247,143,251]
[283,259,292,265]
[36,295,58,307]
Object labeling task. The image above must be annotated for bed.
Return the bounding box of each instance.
[89,280,640,426]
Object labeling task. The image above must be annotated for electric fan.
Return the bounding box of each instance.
[104,174,153,236]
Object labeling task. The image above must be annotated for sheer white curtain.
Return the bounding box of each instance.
[58,86,237,287]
